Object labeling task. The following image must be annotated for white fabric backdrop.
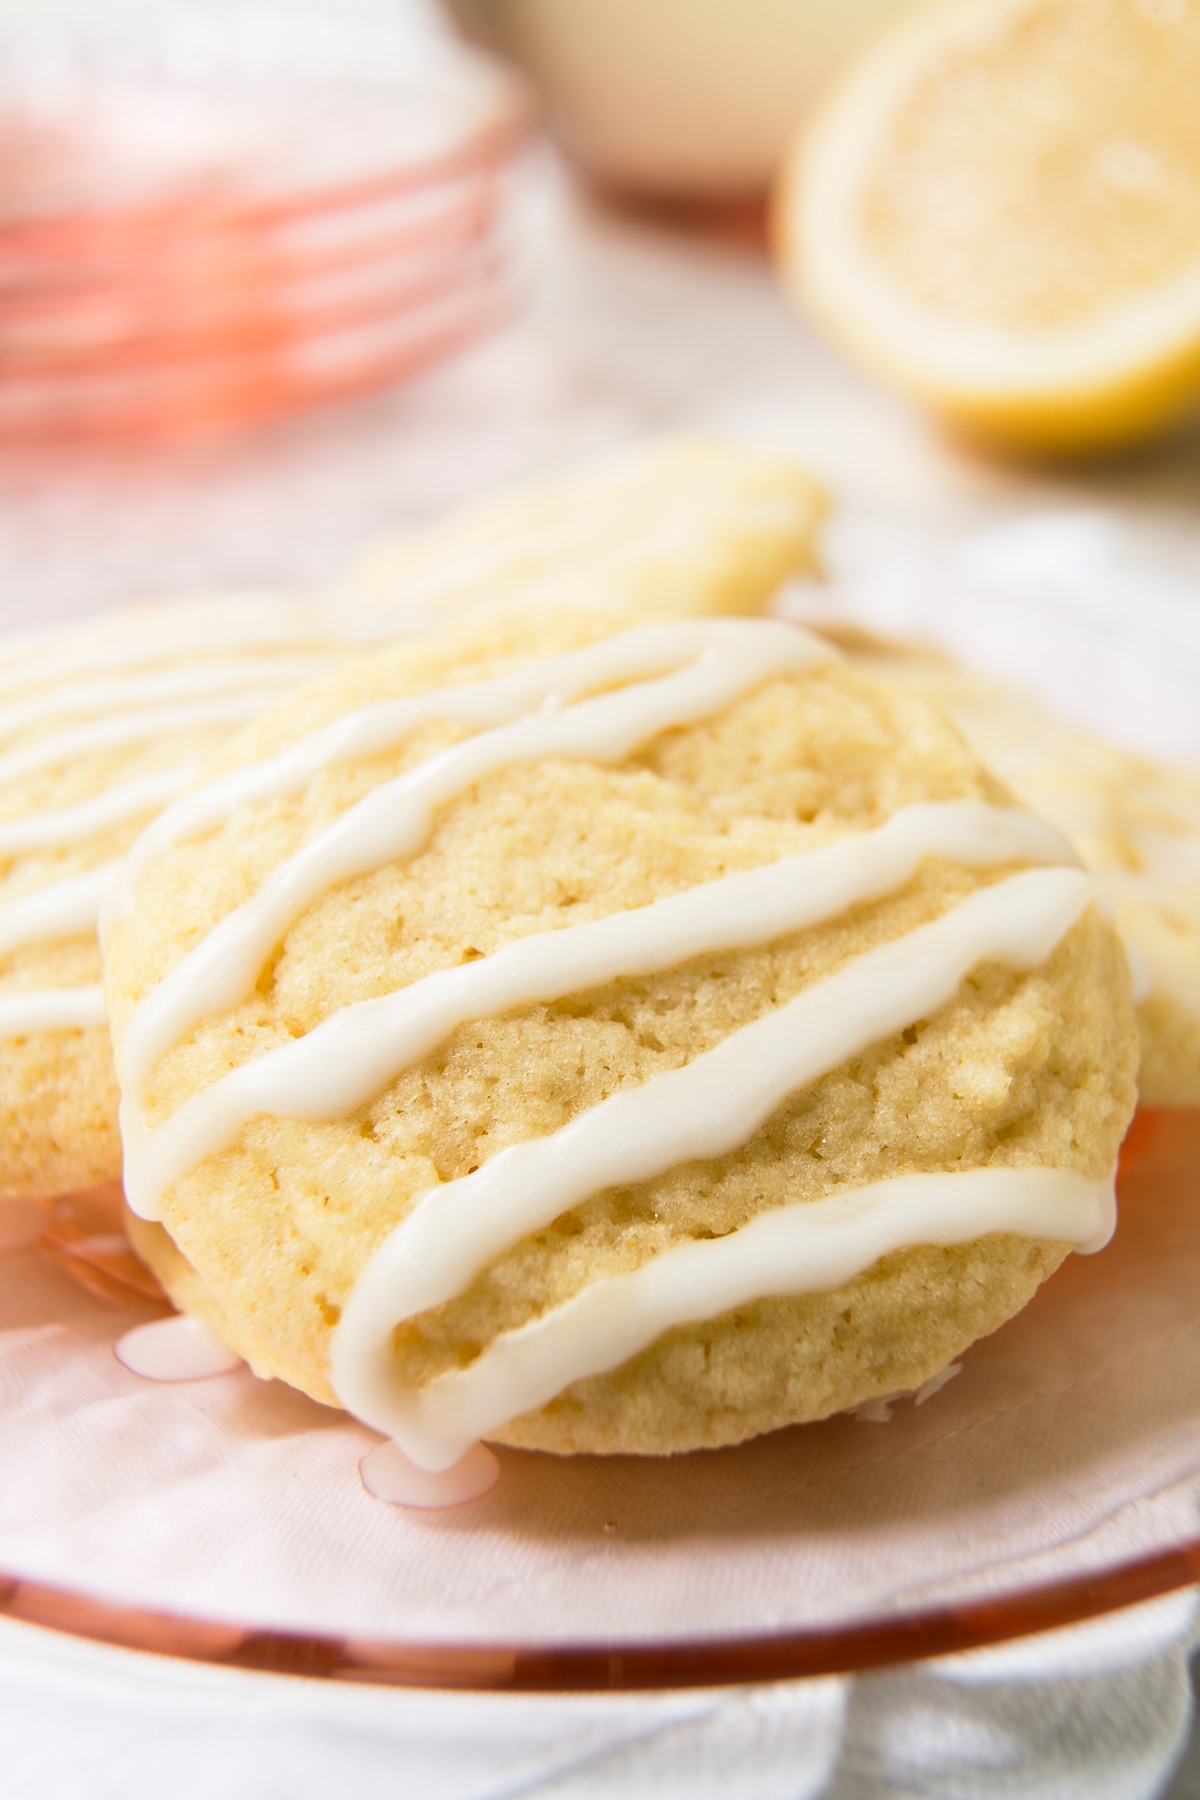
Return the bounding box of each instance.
[2,1590,1196,1799]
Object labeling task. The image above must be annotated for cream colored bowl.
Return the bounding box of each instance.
[444,0,920,199]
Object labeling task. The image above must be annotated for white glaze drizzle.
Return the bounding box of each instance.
[121,801,1076,1219]
[113,621,833,1132]
[0,608,361,1021]
[0,861,118,958]
[0,658,331,744]
[330,864,1101,1466]
[0,768,195,856]
[0,693,288,788]
[0,600,360,702]
[358,1438,501,1510]
[104,619,832,933]
[0,984,106,1036]
[342,1166,1114,1470]
[0,596,417,1021]
[332,864,1101,1468]
[0,778,194,1036]
[0,703,282,1025]
[115,1314,244,1381]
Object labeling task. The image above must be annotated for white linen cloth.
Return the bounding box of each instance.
[1,1589,1195,1799]
[829,1590,1200,1800]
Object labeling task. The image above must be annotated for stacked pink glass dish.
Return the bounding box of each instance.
[0,17,530,439]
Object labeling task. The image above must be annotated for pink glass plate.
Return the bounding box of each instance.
[2,1109,1199,1690]
[0,44,531,438]
[0,265,517,440]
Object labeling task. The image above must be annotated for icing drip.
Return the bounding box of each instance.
[0,861,118,958]
[855,1361,963,1424]
[0,985,106,1035]
[0,769,194,855]
[330,865,1102,1466]
[115,1314,244,1381]
[122,801,1076,1219]
[358,1439,501,1510]
[114,621,832,1151]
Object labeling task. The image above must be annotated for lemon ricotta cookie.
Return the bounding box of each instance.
[0,437,824,1206]
[104,606,1137,1466]
[346,435,826,628]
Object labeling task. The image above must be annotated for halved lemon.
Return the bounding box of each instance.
[777,0,1200,454]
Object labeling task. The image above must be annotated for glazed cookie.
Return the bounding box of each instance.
[106,607,1137,1466]
[346,436,827,628]
[831,632,1200,1108]
[0,595,369,1201]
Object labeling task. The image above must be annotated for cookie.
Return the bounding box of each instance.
[106,607,1137,1465]
[346,436,827,628]
[1,437,826,1203]
[830,631,1200,1108]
